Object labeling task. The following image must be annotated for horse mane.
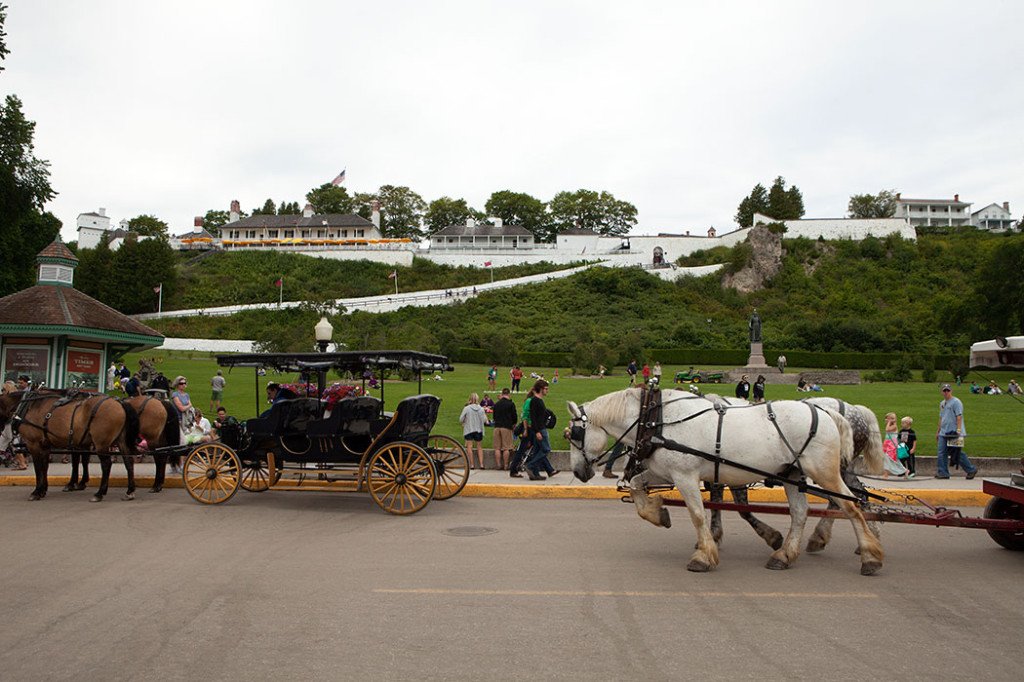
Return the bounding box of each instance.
[585,387,703,427]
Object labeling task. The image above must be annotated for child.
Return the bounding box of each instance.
[898,416,917,478]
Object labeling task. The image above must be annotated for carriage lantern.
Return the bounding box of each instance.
[314,316,334,353]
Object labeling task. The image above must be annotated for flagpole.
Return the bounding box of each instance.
[395,272,399,296]
[157,283,162,317]
[490,264,494,284]
[279,278,283,308]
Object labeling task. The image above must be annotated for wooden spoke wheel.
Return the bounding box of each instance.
[425,434,469,500]
[984,496,1024,551]
[183,443,241,505]
[367,442,436,515]
[239,457,282,492]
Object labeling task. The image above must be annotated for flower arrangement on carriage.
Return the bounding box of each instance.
[279,382,364,411]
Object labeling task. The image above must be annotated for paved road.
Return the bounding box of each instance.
[1,489,1020,681]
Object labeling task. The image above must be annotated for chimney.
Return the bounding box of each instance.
[466,217,476,228]
[370,200,381,228]
[193,216,204,234]
[1003,201,1010,212]
[488,216,503,228]
[954,194,959,202]
[707,226,716,237]
[229,199,240,223]
[895,193,901,200]
[98,207,107,217]
[302,203,314,218]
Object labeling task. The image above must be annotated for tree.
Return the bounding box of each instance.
[848,190,898,219]
[359,185,427,239]
[127,214,169,239]
[735,177,804,227]
[484,190,552,241]
[424,196,480,233]
[203,209,230,230]
[0,8,60,296]
[252,198,277,215]
[975,240,1024,335]
[278,200,300,215]
[734,183,769,227]
[305,183,355,214]
[548,189,638,237]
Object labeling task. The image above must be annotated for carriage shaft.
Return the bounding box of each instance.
[651,497,1024,532]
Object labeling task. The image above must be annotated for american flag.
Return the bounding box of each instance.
[387,270,397,280]
[152,284,162,294]
[331,169,346,186]
[274,278,283,287]
[483,261,492,267]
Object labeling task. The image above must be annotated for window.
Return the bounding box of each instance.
[356,229,365,238]
[285,230,294,238]
[268,230,278,238]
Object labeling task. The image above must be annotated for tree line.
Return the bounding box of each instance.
[200,185,641,243]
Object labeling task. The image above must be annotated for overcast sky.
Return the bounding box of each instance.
[4,0,1023,241]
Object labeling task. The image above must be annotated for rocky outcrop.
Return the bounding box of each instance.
[722,225,783,293]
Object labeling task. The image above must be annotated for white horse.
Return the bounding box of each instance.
[566,388,884,575]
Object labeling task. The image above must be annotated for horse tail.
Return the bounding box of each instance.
[819,406,855,470]
[119,400,140,457]
[160,400,180,448]
[859,407,885,476]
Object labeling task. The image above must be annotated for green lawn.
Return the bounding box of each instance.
[123,352,1024,458]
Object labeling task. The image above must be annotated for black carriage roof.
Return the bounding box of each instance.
[215,350,453,374]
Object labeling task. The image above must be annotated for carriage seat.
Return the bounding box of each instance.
[306,396,382,439]
[373,395,441,447]
[245,398,320,439]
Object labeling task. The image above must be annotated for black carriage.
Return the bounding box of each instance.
[181,350,468,515]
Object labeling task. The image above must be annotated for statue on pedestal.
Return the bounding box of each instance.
[749,309,762,344]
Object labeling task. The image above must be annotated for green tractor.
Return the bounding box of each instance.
[674,366,724,384]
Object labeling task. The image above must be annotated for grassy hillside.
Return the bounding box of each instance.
[149,231,1021,359]
[169,251,581,309]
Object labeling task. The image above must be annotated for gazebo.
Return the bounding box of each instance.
[0,239,164,390]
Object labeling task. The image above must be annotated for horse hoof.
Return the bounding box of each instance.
[658,508,672,528]
[686,559,712,572]
[28,493,42,501]
[90,495,102,503]
[62,484,75,492]
[149,486,162,493]
[76,483,87,491]
[860,561,882,576]
[122,492,135,501]
[765,556,790,570]
[806,537,827,553]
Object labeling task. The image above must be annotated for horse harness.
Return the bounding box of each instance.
[12,390,119,450]
[569,385,857,503]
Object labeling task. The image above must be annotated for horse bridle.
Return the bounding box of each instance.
[567,404,641,469]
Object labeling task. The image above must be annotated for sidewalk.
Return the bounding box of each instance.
[0,461,1000,507]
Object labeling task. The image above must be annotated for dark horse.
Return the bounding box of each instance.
[0,390,139,502]
[67,395,181,493]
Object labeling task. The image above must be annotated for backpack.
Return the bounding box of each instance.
[544,409,557,429]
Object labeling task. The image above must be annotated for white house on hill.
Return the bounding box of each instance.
[971,202,1015,232]
[895,193,972,227]
[76,208,112,249]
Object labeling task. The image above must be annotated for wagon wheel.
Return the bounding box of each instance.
[367,442,436,515]
[425,434,470,500]
[183,443,240,505]
[239,457,283,492]
[984,496,1024,551]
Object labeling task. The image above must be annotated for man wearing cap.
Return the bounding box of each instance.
[735,374,750,400]
[936,384,978,480]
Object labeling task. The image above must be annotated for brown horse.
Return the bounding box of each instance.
[0,390,139,502]
[67,396,181,494]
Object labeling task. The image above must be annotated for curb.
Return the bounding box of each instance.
[0,475,990,507]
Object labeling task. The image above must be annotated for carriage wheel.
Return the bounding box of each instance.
[367,442,436,515]
[183,443,240,505]
[239,457,282,492]
[984,496,1024,551]
[426,434,470,500]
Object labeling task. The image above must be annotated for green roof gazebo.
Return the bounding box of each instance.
[0,239,164,390]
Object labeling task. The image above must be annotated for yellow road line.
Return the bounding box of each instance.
[373,588,879,598]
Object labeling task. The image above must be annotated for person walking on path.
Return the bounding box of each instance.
[509,387,536,477]
[936,384,978,480]
[210,370,226,411]
[735,374,750,400]
[459,393,487,470]
[777,354,787,373]
[491,388,517,471]
[898,416,917,478]
[524,379,558,480]
[626,359,638,385]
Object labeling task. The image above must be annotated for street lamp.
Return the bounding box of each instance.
[314,316,334,353]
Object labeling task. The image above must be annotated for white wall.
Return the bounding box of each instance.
[752,214,916,241]
[77,226,107,250]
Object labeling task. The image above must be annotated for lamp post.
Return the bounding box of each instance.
[314,316,334,353]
